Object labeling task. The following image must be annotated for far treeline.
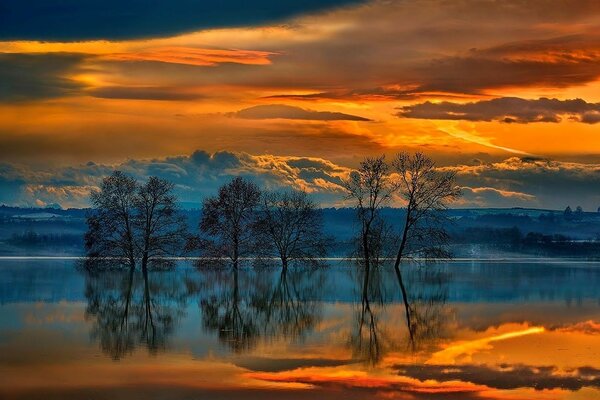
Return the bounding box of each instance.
[84,152,459,273]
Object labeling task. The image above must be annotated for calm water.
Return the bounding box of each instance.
[1,259,600,399]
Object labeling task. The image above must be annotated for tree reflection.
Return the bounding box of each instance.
[84,268,188,360]
[263,266,324,339]
[399,265,452,350]
[349,255,452,365]
[199,265,326,353]
[200,268,261,353]
[348,264,389,365]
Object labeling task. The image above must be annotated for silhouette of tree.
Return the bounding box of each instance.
[86,171,137,269]
[134,177,188,272]
[199,177,261,269]
[390,152,459,324]
[84,173,187,271]
[256,190,328,268]
[342,155,393,297]
[391,152,460,266]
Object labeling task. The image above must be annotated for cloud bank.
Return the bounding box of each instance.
[0,151,350,208]
[3,151,600,210]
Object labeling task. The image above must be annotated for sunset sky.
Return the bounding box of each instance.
[2,0,600,209]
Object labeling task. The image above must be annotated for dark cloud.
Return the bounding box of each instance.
[5,151,600,210]
[395,363,600,391]
[0,53,86,102]
[397,97,600,124]
[447,157,600,210]
[0,0,364,41]
[411,54,600,95]
[231,104,371,121]
[89,86,204,101]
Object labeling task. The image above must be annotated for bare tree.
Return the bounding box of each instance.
[257,190,328,269]
[134,177,188,272]
[85,173,187,271]
[85,171,138,269]
[391,152,460,267]
[342,156,393,297]
[199,177,261,269]
[390,152,459,325]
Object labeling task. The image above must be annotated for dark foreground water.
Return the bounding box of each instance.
[1,259,600,400]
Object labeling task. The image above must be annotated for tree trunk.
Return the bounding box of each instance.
[361,227,371,300]
[393,206,412,272]
[233,234,239,270]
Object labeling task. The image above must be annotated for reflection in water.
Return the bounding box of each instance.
[200,268,261,353]
[402,266,452,350]
[84,268,189,359]
[349,256,452,365]
[200,266,326,353]
[3,260,600,400]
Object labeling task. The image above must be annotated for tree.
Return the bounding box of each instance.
[84,172,187,271]
[256,190,328,268]
[199,177,261,269]
[85,171,138,269]
[342,156,393,297]
[390,152,459,325]
[391,152,460,267]
[134,177,188,272]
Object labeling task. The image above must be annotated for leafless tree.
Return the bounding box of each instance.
[391,152,460,268]
[199,177,261,269]
[256,190,328,269]
[134,176,188,272]
[84,173,187,271]
[342,156,393,297]
[390,152,459,324]
[85,171,138,269]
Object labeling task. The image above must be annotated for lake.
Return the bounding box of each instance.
[1,259,600,399]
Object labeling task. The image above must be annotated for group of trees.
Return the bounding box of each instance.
[196,177,328,269]
[343,152,459,350]
[85,152,458,275]
[85,172,187,272]
[343,152,459,271]
[85,175,328,270]
[83,152,458,360]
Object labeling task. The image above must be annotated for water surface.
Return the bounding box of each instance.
[1,259,600,399]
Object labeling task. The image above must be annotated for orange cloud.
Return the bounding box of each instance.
[245,366,487,394]
[105,46,276,66]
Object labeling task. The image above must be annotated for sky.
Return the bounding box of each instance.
[2,0,600,209]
